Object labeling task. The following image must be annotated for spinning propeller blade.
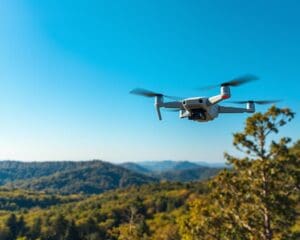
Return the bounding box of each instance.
[229,100,281,105]
[130,88,181,100]
[198,74,259,90]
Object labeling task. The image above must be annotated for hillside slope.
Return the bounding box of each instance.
[120,161,222,182]
[138,160,200,172]
[3,161,157,194]
[155,166,221,182]
[119,162,150,174]
[0,160,102,185]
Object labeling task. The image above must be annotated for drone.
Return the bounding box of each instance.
[130,75,280,123]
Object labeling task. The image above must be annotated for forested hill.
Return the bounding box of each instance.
[136,160,204,172]
[1,160,157,194]
[0,160,102,185]
[119,161,222,182]
[155,167,221,182]
[119,162,150,174]
[0,160,221,194]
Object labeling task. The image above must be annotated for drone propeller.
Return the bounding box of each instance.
[130,88,181,100]
[198,74,259,90]
[229,100,281,105]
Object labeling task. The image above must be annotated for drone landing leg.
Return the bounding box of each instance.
[155,96,163,120]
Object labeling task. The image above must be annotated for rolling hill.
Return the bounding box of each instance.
[119,162,150,174]
[0,160,100,185]
[0,160,221,195]
[1,160,157,194]
[120,160,222,182]
[155,166,221,182]
[137,160,201,172]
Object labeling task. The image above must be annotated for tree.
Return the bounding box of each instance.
[180,106,299,240]
[290,140,300,191]
[45,214,69,240]
[16,216,27,237]
[29,217,41,240]
[5,213,18,240]
[117,199,149,240]
[64,220,80,240]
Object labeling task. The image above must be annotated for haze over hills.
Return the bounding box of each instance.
[137,160,201,172]
[119,160,226,173]
[119,160,224,182]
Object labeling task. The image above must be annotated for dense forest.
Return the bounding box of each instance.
[0,106,299,239]
[0,160,219,195]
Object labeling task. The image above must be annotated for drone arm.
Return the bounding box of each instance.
[208,86,231,105]
[219,106,248,113]
[161,101,182,109]
[208,95,226,105]
[218,105,255,114]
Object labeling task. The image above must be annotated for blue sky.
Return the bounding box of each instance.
[0,0,299,162]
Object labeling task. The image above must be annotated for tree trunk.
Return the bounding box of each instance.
[262,168,273,240]
[263,209,272,240]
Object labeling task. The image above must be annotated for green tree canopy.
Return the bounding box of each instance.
[181,106,299,240]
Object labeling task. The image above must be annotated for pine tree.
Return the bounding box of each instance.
[29,217,42,240]
[64,220,80,240]
[5,213,18,240]
[180,106,299,240]
[48,214,69,240]
[16,216,27,237]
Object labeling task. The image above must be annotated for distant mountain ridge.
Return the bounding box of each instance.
[137,160,200,172]
[119,160,223,182]
[120,160,226,173]
[155,167,221,182]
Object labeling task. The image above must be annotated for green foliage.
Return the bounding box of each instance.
[180,106,299,240]
[1,214,29,240]
[0,188,82,211]
[0,182,206,240]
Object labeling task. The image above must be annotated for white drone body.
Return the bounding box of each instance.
[131,75,278,123]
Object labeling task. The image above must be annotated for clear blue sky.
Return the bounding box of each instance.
[0,0,299,162]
